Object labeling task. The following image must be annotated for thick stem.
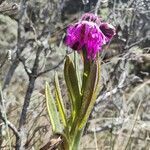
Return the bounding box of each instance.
[70,129,83,150]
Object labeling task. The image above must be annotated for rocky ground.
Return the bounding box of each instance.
[0,0,150,149]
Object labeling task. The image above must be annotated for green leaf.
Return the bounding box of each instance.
[81,58,91,94]
[64,56,82,119]
[78,59,101,129]
[45,82,62,133]
[74,51,82,89]
[54,72,67,127]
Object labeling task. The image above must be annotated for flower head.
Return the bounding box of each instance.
[64,13,115,60]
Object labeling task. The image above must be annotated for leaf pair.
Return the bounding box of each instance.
[68,55,101,134]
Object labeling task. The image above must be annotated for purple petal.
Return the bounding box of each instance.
[100,23,116,42]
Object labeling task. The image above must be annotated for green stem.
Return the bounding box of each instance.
[58,129,83,150]
[70,129,83,150]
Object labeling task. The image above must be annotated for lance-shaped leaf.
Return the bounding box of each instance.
[54,72,67,127]
[78,59,101,129]
[64,56,82,118]
[45,82,62,133]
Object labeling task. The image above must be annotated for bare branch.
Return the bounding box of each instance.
[18,57,31,77]
[95,0,101,15]
[124,37,148,50]
[0,115,20,138]
[37,56,65,77]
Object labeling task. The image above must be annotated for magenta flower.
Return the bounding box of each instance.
[64,13,115,60]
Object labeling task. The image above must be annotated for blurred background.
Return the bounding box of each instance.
[0,0,150,149]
